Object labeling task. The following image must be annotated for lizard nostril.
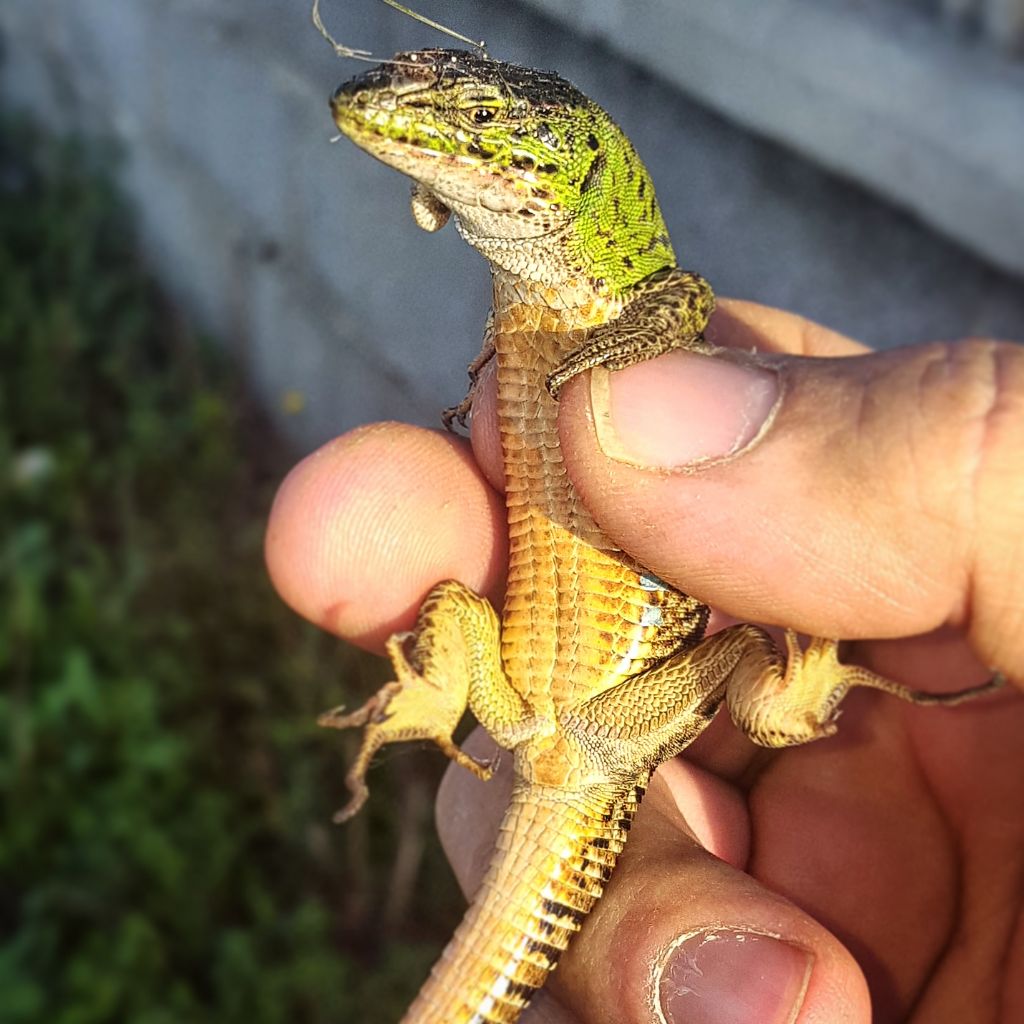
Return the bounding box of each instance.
[330,84,374,121]
[329,82,352,109]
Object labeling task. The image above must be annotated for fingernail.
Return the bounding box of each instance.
[656,929,812,1024]
[591,351,780,469]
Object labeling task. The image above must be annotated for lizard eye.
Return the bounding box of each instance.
[470,106,496,125]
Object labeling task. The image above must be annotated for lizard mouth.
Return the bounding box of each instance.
[331,86,429,151]
[331,53,570,240]
[330,51,458,156]
[331,55,523,178]
[331,87,540,216]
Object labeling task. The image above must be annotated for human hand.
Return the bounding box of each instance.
[266,301,1024,1024]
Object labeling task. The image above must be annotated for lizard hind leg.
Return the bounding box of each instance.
[726,630,1004,749]
[561,625,1004,778]
[319,579,530,822]
[318,631,490,824]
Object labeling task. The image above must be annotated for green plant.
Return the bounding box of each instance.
[0,115,459,1024]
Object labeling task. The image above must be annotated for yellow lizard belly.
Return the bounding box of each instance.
[492,285,706,714]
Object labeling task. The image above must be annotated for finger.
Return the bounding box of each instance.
[265,422,506,649]
[465,299,868,480]
[437,730,870,1024]
[467,354,505,492]
[706,299,871,358]
[556,306,1024,681]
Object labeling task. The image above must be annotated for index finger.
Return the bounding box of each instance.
[265,421,506,650]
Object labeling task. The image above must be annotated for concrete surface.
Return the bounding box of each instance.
[522,0,1024,277]
[2,0,1021,450]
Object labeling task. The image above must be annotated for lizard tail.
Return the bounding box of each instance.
[401,776,644,1024]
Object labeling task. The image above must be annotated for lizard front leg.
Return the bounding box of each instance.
[546,268,715,399]
[442,310,496,431]
[319,579,534,821]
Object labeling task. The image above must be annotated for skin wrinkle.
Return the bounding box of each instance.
[752,706,960,1022]
[893,356,932,553]
[968,342,1024,662]
[991,769,1024,1017]
[938,341,997,518]
[821,350,969,624]
[914,833,1022,1024]
[980,854,1021,1024]
[847,357,878,454]
[778,360,926,622]
[893,654,1022,1024]
[862,504,956,628]
[740,432,923,628]
[907,340,1024,670]
[897,719,969,1024]
[915,344,980,537]
[845,364,924,576]
[1001,874,1024,1022]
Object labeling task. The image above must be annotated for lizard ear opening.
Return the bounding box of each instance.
[410,183,451,232]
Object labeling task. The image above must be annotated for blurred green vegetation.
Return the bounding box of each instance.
[0,115,461,1023]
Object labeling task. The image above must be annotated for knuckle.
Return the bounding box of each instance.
[945,338,1024,481]
[932,339,1024,665]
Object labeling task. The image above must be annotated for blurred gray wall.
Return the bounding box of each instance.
[2,0,1022,448]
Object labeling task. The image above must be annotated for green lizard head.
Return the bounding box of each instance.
[331,49,675,295]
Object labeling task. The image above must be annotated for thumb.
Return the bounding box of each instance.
[556,302,1024,683]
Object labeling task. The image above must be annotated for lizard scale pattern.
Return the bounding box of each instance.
[319,48,1002,1024]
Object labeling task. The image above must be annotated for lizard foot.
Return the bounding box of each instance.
[442,396,473,432]
[442,326,496,432]
[727,630,1004,748]
[320,689,496,823]
[334,774,370,824]
[321,579,530,821]
[317,681,403,731]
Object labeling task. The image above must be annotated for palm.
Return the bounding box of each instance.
[437,630,1020,1024]
[265,301,1024,1024]
[693,634,1022,1022]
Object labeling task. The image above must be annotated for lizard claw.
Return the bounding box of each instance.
[317,704,350,728]
[448,745,500,782]
[441,400,471,433]
[322,682,406,823]
[317,682,402,730]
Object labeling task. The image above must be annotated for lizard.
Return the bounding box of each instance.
[318,46,1003,1024]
